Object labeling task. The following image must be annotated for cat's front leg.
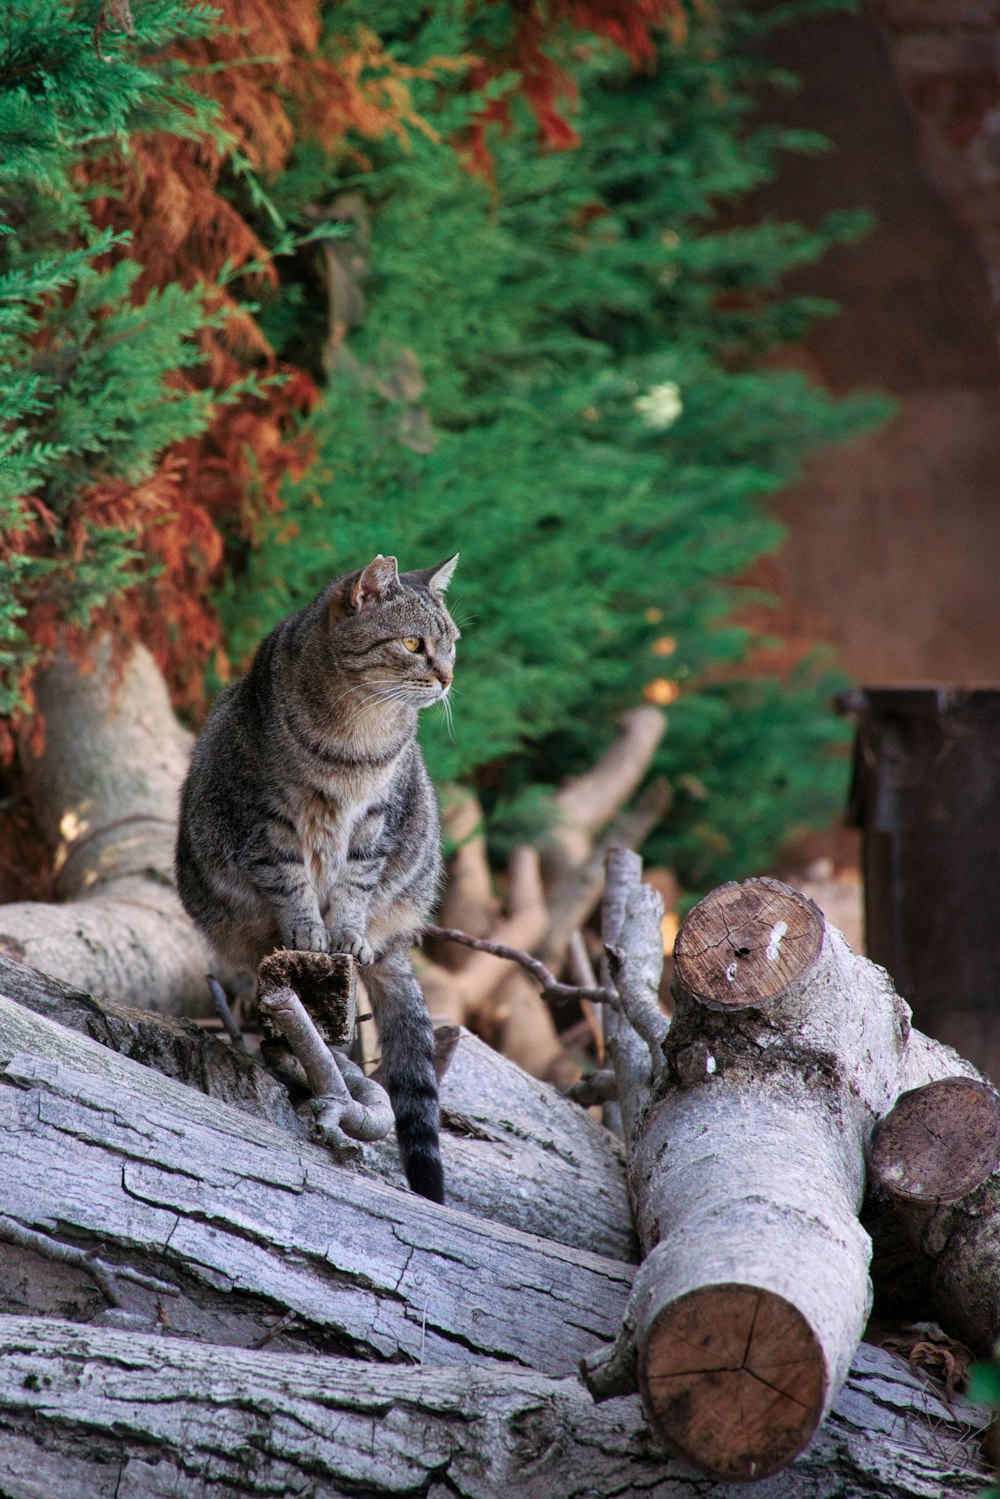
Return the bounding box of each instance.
[326,921,375,967]
[325,804,388,966]
[249,849,330,954]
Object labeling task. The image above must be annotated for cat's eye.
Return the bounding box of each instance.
[402,637,422,653]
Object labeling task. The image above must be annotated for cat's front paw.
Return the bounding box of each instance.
[283,920,330,954]
[328,926,374,966]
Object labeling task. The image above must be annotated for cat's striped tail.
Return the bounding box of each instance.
[367,951,444,1204]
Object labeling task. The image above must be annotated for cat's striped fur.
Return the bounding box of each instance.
[175,553,459,1201]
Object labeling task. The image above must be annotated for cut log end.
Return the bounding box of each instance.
[257,950,357,1047]
[869,1076,1000,1205]
[639,1284,826,1482]
[673,878,824,1013]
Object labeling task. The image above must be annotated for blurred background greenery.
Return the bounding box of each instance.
[1,0,890,893]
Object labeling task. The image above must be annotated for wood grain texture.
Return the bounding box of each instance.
[673,877,825,1011]
[0,1321,986,1499]
[870,1077,1000,1205]
[642,1285,826,1481]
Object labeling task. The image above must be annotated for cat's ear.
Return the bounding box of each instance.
[351,554,400,611]
[413,553,459,595]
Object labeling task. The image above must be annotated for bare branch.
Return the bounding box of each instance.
[0,1214,178,1310]
[205,974,246,1052]
[423,923,615,1006]
[257,984,393,1154]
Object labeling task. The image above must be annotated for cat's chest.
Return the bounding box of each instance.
[294,790,345,861]
[289,767,390,870]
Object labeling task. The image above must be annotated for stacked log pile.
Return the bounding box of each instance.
[583,866,997,1486]
[0,641,993,1495]
[0,873,994,1494]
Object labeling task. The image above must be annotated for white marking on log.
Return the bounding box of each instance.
[725,962,737,982]
[765,920,789,962]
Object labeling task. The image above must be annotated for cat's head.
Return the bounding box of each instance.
[327,554,459,707]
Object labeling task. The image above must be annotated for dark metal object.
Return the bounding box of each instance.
[841,686,1000,1030]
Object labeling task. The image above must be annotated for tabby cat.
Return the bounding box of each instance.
[175,553,459,1202]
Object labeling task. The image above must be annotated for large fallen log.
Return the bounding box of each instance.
[584,872,980,1483]
[0,954,635,1261]
[0,1319,987,1499]
[0,642,211,1013]
[0,992,631,1369]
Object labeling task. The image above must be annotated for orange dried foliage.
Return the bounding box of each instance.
[20,0,674,731]
[62,0,459,717]
[466,0,685,172]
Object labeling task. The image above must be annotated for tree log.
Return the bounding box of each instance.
[0,992,632,1367]
[586,876,914,1481]
[541,706,666,878]
[368,1026,637,1261]
[0,642,211,1013]
[0,951,305,1128]
[0,1319,987,1499]
[869,1076,1000,1355]
[0,954,636,1260]
[432,787,498,968]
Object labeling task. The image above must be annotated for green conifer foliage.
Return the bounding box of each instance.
[0,0,219,723]
[223,3,888,891]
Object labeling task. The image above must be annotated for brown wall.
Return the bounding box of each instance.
[752,3,1000,686]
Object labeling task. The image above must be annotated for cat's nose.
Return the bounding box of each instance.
[435,667,453,688]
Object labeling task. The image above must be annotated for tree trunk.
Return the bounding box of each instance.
[0,641,211,1013]
[0,951,635,1261]
[0,992,631,1370]
[869,1075,1000,1355]
[584,873,985,1484]
[0,1319,986,1499]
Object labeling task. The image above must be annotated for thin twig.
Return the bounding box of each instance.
[567,930,604,1060]
[422,924,615,1006]
[206,975,247,1052]
[252,1309,298,1349]
[0,1214,179,1309]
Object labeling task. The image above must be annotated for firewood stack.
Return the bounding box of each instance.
[583,863,998,1485]
[0,856,992,1491]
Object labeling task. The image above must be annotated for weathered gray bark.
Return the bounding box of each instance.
[0,641,211,1013]
[0,1320,986,1499]
[371,1025,636,1261]
[0,954,635,1261]
[0,993,631,1369]
[0,952,304,1131]
[584,875,958,1483]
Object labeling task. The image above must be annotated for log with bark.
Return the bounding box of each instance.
[0,1320,988,1499]
[583,870,993,1483]
[0,879,991,1496]
[869,1075,1000,1356]
[0,991,633,1368]
[0,955,636,1261]
[0,641,211,1013]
